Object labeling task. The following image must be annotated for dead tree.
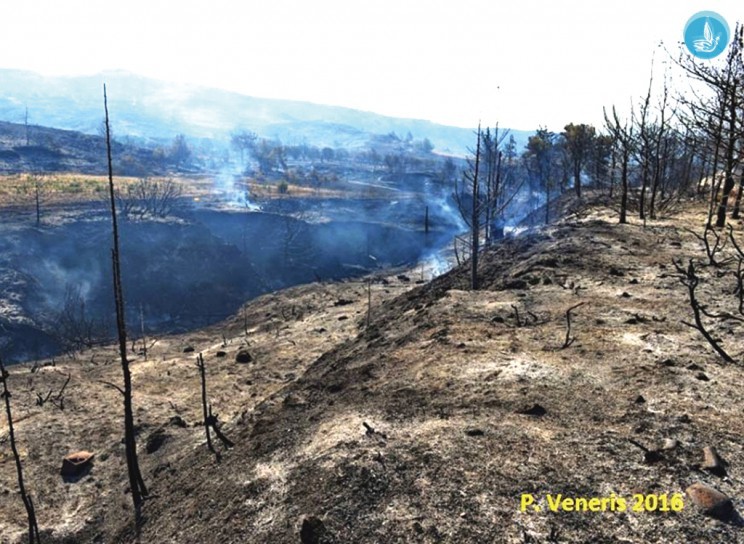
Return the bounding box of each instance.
[561,302,585,349]
[727,226,744,315]
[455,124,523,290]
[678,25,744,228]
[103,84,148,520]
[673,259,736,363]
[35,371,70,411]
[604,106,634,224]
[196,353,233,460]
[196,354,217,457]
[1,356,41,543]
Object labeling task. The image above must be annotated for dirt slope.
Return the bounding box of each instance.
[2,200,744,543]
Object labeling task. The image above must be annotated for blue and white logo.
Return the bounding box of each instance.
[684,11,730,59]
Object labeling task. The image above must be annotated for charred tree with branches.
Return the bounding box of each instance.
[673,259,736,364]
[679,24,744,228]
[604,106,635,224]
[455,124,522,290]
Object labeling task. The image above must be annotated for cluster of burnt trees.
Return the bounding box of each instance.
[230,129,438,179]
[510,25,744,230]
[454,25,744,290]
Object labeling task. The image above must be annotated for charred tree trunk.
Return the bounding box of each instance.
[196,354,216,457]
[619,146,629,224]
[471,128,481,291]
[1,357,41,544]
[34,181,41,227]
[609,146,617,199]
[715,87,739,228]
[732,171,744,219]
[104,85,148,520]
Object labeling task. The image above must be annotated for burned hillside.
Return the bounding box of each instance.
[2,199,743,543]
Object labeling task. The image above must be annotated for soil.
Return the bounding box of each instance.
[2,197,744,543]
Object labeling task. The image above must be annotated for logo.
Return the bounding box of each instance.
[684,11,730,59]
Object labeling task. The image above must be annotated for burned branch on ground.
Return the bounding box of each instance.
[673,258,736,364]
[35,370,71,410]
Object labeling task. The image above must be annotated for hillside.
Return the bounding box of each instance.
[0,120,166,175]
[1,199,744,543]
[0,69,531,155]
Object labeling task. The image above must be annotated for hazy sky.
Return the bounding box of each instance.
[1,0,741,131]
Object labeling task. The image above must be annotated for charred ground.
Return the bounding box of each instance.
[1,197,743,543]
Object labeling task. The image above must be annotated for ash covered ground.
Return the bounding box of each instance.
[2,197,744,543]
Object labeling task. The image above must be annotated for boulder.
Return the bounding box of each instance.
[60,451,94,477]
[235,349,253,364]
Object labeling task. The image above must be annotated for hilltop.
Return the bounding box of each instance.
[0,69,531,155]
[0,120,172,176]
[1,198,744,543]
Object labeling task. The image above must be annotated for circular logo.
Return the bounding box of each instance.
[684,11,730,59]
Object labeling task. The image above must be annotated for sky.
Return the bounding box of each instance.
[0,0,741,132]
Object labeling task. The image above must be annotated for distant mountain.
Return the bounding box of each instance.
[0,69,531,155]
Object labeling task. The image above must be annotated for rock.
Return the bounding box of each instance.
[333,298,354,306]
[465,428,485,437]
[337,315,348,321]
[146,430,169,454]
[215,351,227,358]
[634,395,646,404]
[300,516,328,544]
[659,358,677,367]
[695,372,710,382]
[620,292,632,298]
[235,349,253,364]
[168,415,188,428]
[685,482,734,520]
[687,363,704,371]
[643,450,663,464]
[702,446,727,477]
[504,279,528,290]
[678,414,692,424]
[609,267,625,276]
[183,346,195,353]
[519,404,547,417]
[661,438,679,450]
[60,451,95,477]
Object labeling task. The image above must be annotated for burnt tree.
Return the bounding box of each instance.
[604,106,634,224]
[103,84,149,520]
[1,356,41,543]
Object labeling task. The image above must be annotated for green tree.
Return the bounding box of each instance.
[562,123,596,197]
[524,128,557,224]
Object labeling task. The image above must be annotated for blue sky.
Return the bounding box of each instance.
[1,0,741,131]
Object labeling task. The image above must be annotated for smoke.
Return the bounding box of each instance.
[420,252,455,278]
[214,168,261,211]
